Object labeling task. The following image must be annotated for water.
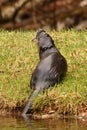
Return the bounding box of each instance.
[0,115,87,130]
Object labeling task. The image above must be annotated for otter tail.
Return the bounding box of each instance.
[22,88,41,116]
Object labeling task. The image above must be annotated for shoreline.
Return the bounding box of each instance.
[0,112,87,121]
[0,106,87,120]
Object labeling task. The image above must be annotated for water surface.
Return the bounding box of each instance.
[0,115,87,130]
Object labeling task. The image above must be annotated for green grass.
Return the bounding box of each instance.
[0,29,87,115]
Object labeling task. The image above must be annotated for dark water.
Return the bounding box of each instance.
[0,115,87,130]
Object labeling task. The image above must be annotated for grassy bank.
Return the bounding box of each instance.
[0,29,87,115]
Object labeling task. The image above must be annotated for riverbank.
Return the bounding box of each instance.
[0,29,87,117]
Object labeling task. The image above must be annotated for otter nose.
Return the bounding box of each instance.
[32,37,38,43]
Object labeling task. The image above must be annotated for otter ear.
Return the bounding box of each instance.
[41,31,46,35]
[37,29,45,33]
[36,29,46,36]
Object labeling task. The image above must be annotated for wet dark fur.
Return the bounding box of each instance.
[22,29,67,115]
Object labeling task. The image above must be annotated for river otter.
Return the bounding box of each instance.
[22,29,67,115]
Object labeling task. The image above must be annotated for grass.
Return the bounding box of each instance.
[0,29,87,115]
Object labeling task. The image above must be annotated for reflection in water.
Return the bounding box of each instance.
[0,115,87,130]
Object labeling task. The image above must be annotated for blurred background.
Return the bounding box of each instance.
[0,0,87,30]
